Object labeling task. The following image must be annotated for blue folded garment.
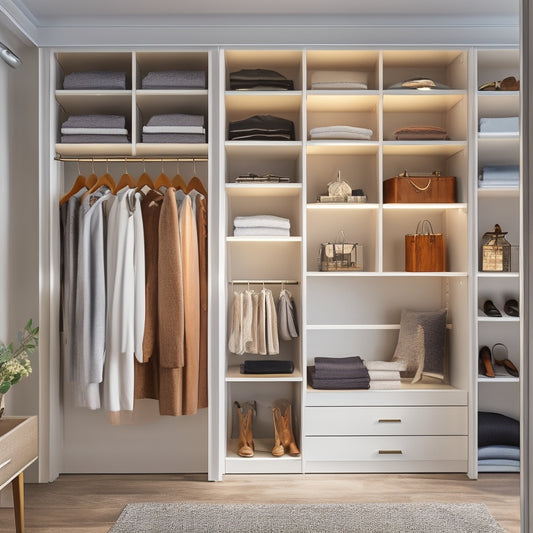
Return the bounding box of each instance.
[478,459,520,467]
[478,445,520,461]
[481,165,520,181]
[479,117,519,133]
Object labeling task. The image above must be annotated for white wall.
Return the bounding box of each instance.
[0,23,40,482]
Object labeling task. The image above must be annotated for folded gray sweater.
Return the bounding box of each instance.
[142,70,206,89]
[61,134,129,144]
[62,115,126,129]
[141,133,206,143]
[63,71,127,90]
[146,113,205,127]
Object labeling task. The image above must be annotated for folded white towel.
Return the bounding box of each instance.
[368,370,402,381]
[311,70,368,85]
[233,227,290,237]
[369,380,402,390]
[365,360,407,371]
[311,81,368,90]
[310,131,373,140]
[142,125,206,134]
[61,127,128,135]
[234,215,290,229]
[310,125,373,140]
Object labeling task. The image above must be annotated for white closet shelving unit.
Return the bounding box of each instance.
[49,48,213,475]
[475,49,521,473]
[219,48,473,477]
[221,50,305,474]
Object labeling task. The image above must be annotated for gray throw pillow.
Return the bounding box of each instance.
[391,309,447,383]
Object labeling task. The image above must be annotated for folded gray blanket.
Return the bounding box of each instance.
[141,133,206,143]
[146,113,205,127]
[314,356,367,378]
[62,114,126,129]
[142,70,206,89]
[308,367,370,389]
[63,71,127,90]
[61,134,129,143]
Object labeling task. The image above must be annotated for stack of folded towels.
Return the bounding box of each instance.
[308,356,370,390]
[142,113,206,143]
[141,70,206,89]
[479,116,519,135]
[63,71,127,90]
[366,360,406,390]
[478,165,519,189]
[233,215,290,237]
[309,125,373,140]
[478,411,520,472]
[310,70,368,90]
[60,114,129,144]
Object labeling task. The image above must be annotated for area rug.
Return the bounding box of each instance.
[108,502,505,532]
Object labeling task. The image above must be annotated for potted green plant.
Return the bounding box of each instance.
[0,319,39,418]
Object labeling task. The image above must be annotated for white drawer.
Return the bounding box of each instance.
[304,435,468,464]
[305,406,467,436]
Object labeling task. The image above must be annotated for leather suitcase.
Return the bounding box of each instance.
[384,171,456,203]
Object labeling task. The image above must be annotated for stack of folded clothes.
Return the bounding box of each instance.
[141,70,206,89]
[233,215,290,237]
[228,115,295,141]
[308,356,370,390]
[230,69,294,91]
[478,411,520,472]
[310,70,368,90]
[142,113,206,143]
[366,360,407,390]
[240,360,294,374]
[234,173,292,183]
[60,114,129,144]
[387,77,451,90]
[392,125,449,140]
[309,125,373,140]
[478,165,519,189]
[479,117,519,135]
[63,71,127,90]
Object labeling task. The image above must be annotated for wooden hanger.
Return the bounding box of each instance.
[186,159,207,196]
[114,161,136,193]
[60,162,86,205]
[135,160,154,192]
[154,161,172,190]
[82,161,116,201]
[172,161,187,191]
[85,159,98,188]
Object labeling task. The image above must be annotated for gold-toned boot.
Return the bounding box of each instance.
[271,399,300,457]
[234,401,255,457]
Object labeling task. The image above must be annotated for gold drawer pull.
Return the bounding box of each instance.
[378,419,402,423]
[379,450,403,455]
[0,459,12,470]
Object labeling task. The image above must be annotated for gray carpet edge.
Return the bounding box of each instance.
[109,502,505,533]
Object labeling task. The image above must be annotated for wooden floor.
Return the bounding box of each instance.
[0,473,520,532]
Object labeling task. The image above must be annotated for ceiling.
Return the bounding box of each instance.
[0,0,520,47]
[9,0,520,23]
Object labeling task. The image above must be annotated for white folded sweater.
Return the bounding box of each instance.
[234,214,290,229]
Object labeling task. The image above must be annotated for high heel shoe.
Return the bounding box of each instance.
[234,400,256,457]
[492,343,519,378]
[479,345,495,377]
[271,399,300,457]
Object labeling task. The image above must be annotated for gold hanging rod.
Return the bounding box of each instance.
[230,280,299,285]
[54,155,208,163]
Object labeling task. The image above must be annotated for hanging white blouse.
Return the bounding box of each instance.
[104,189,145,414]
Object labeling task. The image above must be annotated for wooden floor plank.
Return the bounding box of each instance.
[0,473,520,532]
